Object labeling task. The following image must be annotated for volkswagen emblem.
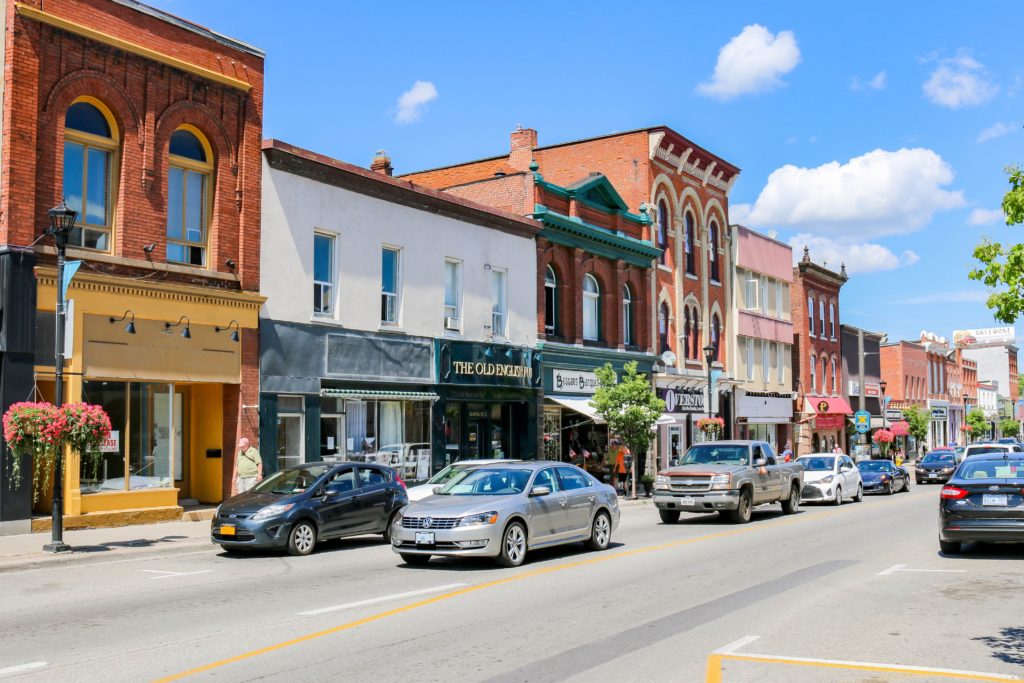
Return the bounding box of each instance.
[229,514,238,519]
[989,486,1001,491]
[421,517,432,529]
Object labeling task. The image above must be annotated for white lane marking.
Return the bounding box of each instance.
[297,583,470,617]
[0,662,47,677]
[143,569,213,580]
[878,564,966,576]
[714,635,760,654]
[721,650,1020,680]
[877,563,906,575]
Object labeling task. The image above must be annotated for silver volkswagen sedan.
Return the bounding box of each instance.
[390,462,619,567]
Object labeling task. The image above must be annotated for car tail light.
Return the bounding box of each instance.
[396,474,407,490]
[940,486,968,500]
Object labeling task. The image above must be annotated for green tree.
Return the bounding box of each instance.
[969,166,1024,323]
[966,408,990,441]
[902,405,930,446]
[591,361,664,497]
[1000,418,1021,439]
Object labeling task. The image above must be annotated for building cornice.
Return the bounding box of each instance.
[533,206,660,267]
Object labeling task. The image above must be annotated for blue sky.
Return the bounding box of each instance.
[151,0,1024,344]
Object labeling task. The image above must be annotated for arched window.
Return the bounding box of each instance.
[658,302,670,354]
[657,201,669,265]
[808,295,815,336]
[689,305,700,360]
[709,221,720,282]
[683,307,692,360]
[711,313,721,362]
[63,98,118,250]
[622,284,634,346]
[685,212,696,275]
[544,265,557,336]
[167,126,213,266]
[810,353,817,393]
[831,356,837,394]
[583,274,600,342]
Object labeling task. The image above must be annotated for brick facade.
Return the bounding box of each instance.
[880,341,928,407]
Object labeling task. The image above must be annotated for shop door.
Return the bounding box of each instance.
[466,420,484,458]
[321,415,344,461]
[152,385,186,497]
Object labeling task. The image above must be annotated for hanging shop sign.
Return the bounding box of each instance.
[657,387,704,414]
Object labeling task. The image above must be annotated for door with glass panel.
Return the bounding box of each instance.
[320,398,344,461]
[276,396,304,471]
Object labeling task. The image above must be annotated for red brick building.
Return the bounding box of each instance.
[403,126,740,465]
[0,0,264,532]
[790,247,850,455]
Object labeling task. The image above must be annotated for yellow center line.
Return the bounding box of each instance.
[153,499,904,682]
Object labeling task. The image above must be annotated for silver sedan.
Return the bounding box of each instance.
[390,462,620,567]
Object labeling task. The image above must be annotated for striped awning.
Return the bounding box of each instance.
[320,388,439,401]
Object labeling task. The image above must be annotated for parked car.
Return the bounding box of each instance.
[212,462,407,556]
[915,450,957,484]
[653,441,804,524]
[406,459,521,502]
[964,443,1023,459]
[856,459,909,495]
[375,442,431,480]
[796,454,862,504]
[998,438,1022,446]
[939,453,1024,554]
[390,462,619,568]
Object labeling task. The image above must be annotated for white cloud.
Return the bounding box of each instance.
[697,25,800,100]
[789,234,920,274]
[968,208,1006,226]
[741,148,965,239]
[850,70,886,91]
[893,290,989,305]
[394,80,438,124]
[922,54,999,109]
[729,203,752,224]
[976,121,1019,143]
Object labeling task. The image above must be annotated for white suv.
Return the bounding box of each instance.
[963,443,1024,459]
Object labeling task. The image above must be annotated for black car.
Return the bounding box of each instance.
[856,459,910,495]
[212,462,407,556]
[939,454,1024,555]
[915,450,957,485]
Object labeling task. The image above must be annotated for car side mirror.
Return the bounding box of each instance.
[432,486,442,494]
[753,458,767,467]
[529,485,551,497]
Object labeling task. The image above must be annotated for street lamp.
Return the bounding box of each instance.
[43,201,77,553]
[703,343,716,429]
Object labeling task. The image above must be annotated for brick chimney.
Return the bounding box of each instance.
[509,125,537,171]
[370,149,393,176]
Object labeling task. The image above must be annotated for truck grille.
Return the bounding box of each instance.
[402,516,459,530]
[670,476,711,493]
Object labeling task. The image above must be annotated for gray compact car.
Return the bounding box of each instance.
[390,462,620,567]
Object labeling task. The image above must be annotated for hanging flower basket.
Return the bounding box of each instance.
[872,428,895,457]
[696,417,725,440]
[3,401,111,503]
[959,424,973,432]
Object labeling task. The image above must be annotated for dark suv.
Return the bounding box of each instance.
[212,462,407,555]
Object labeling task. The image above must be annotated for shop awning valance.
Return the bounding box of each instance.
[804,397,854,415]
[321,389,439,401]
[545,395,606,424]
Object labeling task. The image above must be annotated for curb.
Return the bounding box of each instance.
[0,538,215,573]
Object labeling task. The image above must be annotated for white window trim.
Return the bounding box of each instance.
[622,285,633,346]
[381,245,402,326]
[763,340,771,384]
[745,337,754,381]
[819,300,825,338]
[491,267,508,339]
[583,274,600,342]
[810,353,817,394]
[831,357,837,394]
[777,343,785,385]
[313,231,336,318]
[808,296,815,337]
[828,302,836,340]
[444,258,462,332]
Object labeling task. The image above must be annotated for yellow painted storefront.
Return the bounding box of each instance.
[34,266,262,521]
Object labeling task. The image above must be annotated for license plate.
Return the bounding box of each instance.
[677,497,695,506]
[982,494,1008,507]
[415,531,435,545]
[219,525,236,536]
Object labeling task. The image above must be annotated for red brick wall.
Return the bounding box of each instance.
[791,268,844,397]
[881,342,927,406]
[443,173,534,216]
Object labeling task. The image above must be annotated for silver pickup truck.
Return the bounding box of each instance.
[653,440,804,524]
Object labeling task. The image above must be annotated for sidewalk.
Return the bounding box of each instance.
[0,519,214,573]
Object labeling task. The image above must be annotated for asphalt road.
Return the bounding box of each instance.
[2,482,1022,683]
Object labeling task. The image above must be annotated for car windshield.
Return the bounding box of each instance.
[680,445,749,465]
[958,460,1024,480]
[251,465,328,495]
[968,446,1006,456]
[437,468,531,496]
[427,464,471,486]
[797,456,835,471]
[922,453,955,464]
[857,461,891,472]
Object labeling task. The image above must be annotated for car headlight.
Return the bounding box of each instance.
[880,475,890,482]
[214,504,221,517]
[655,475,670,490]
[457,511,499,527]
[942,467,954,473]
[393,510,404,524]
[710,473,731,490]
[251,503,294,522]
[915,467,925,473]
[818,475,834,484]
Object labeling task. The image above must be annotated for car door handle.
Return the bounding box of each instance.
[588,495,596,503]
[559,500,567,508]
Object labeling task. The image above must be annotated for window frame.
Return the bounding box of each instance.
[819,300,826,338]
[709,221,720,282]
[821,356,828,395]
[622,283,634,347]
[808,296,815,336]
[831,356,837,394]
[777,342,785,385]
[810,352,817,393]
[491,267,508,338]
[657,201,669,264]
[763,340,771,384]
[583,274,601,342]
[746,337,755,381]
[711,313,721,362]
[381,246,402,325]
[544,265,558,336]
[829,302,836,339]
[313,232,336,317]
[684,212,696,275]
[166,125,214,267]
[444,258,462,331]
[63,97,119,252]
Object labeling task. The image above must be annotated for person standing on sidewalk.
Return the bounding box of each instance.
[232,437,262,495]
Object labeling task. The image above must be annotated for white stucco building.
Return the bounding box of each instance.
[259,141,541,477]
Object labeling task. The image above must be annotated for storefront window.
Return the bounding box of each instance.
[276,395,304,470]
[321,397,344,459]
[542,407,561,461]
[80,381,178,493]
[444,403,461,465]
[342,399,431,461]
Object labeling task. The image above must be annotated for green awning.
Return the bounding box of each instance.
[320,388,439,401]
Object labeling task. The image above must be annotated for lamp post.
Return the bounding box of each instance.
[879,379,888,461]
[43,201,77,553]
[703,343,716,437]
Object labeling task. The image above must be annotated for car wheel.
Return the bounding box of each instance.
[781,484,801,514]
[939,540,961,555]
[382,510,400,545]
[495,521,528,568]
[885,481,894,496]
[902,478,910,493]
[287,520,317,556]
[659,509,680,524]
[916,478,923,485]
[853,484,863,502]
[832,486,843,506]
[729,489,753,523]
[585,512,611,551]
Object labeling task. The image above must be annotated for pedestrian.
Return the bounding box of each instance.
[232,436,262,495]
[781,442,793,463]
[831,443,843,455]
[605,438,620,489]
